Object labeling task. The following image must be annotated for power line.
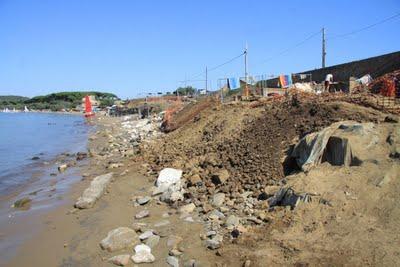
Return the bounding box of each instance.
[328,11,400,40]
[186,52,245,81]
[255,30,321,67]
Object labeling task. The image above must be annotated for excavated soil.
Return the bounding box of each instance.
[144,97,386,204]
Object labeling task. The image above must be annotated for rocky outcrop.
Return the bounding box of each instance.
[75,173,113,209]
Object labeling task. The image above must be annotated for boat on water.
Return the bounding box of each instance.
[24,106,29,112]
[2,107,10,113]
[84,95,95,118]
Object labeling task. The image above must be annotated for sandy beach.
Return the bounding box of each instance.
[4,115,220,267]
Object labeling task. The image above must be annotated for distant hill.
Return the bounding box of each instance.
[0,91,118,111]
[0,95,30,102]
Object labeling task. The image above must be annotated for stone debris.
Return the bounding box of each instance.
[267,187,311,209]
[138,230,154,240]
[156,168,183,192]
[167,235,183,249]
[211,193,225,207]
[184,259,199,267]
[12,197,32,209]
[58,164,68,172]
[135,210,150,219]
[75,173,113,209]
[225,215,240,227]
[179,203,196,214]
[108,254,131,266]
[145,235,160,248]
[136,196,151,205]
[166,256,179,267]
[211,169,229,185]
[100,227,138,252]
[131,244,155,263]
[154,220,170,227]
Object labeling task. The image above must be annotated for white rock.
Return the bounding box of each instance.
[131,250,155,264]
[108,254,130,266]
[135,210,150,219]
[100,227,138,252]
[134,244,151,253]
[156,168,182,189]
[75,173,113,209]
[167,256,179,267]
[139,230,154,240]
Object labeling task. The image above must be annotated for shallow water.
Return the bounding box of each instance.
[0,112,92,263]
[0,112,90,194]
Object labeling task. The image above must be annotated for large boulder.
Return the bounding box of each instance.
[75,173,113,209]
[100,227,138,252]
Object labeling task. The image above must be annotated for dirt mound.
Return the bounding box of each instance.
[143,97,385,205]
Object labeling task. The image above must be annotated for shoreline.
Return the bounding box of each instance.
[4,114,222,267]
[0,114,94,265]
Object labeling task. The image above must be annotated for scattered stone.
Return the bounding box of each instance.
[384,115,399,123]
[247,217,262,225]
[211,169,229,185]
[134,244,151,253]
[100,227,138,252]
[76,152,88,161]
[75,173,113,209]
[212,193,225,207]
[145,235,160,248]
[139,230,153,240]
[225,215,240,227]
[12,197,32,209]
[184,216,194,222]
[179,203,196,214]
[58,164,68,172]
[167,235,183,249]
[188,174,202,186]
[108,254,131,266]
[209,210,225,220]
[169,249,182,256]
[154,220,170,227]
[267,187,311,209]
[137,196,151,205]
[131,250,155,264]
[132,222,147,232]
[205,239,221,250]
[135,210,150,219]
[184,259,199,267]
[243,260,251,267]
[167,256,179,267]
[206,231,217,237]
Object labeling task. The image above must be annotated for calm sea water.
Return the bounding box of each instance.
[0,112,91,194]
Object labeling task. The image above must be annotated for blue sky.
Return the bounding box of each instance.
[0,0,399,99]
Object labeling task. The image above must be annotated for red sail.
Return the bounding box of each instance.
[84,95,94,117]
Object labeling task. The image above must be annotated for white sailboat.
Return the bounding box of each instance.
[24,106,29,112]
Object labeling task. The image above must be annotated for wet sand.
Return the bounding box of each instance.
[5,116,220,267]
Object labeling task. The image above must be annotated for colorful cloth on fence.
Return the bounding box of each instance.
[279,75,292,88]
[227,78,239,89]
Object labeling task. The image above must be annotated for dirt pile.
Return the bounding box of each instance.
[143,97,386,210]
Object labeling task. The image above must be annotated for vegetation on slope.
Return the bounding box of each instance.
[0,91,118,111]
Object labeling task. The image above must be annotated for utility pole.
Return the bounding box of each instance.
[322,28,326,68]
[244,42,249,97]
[205,66,208,92]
